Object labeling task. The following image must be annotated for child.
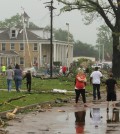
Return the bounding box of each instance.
[105,73,117,109]
[23,70,32,93]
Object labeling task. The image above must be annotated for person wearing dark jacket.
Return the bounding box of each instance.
[14,64,22,92]
[105,73,117,108]
[23,70,32,93]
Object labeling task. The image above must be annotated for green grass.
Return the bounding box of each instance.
[0,75,106,112]
[0,75,76,112]
[0,91,71,112]
[0,75,75,91]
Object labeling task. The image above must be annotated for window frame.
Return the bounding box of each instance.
[19,57,24,65]
[2,43,6,51]
[33,43,38,51]
[10,43,15,50]
[19,43,24,51]
[11,30,16,38]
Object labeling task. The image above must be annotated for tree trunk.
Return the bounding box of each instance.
[112,34,120,78]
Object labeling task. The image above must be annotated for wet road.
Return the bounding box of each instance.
[4,100,120,134]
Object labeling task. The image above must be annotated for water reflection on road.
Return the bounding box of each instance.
[56,107,120,134]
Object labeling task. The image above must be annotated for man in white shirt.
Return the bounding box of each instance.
[90,67,103,100]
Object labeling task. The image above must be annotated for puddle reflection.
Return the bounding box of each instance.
[107,108,119,123]
[56,107,120,134]
[75,110,86,134]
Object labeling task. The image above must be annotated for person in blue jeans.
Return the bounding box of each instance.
[6,65,14,92]
[14,64,22,92]
[90,67,103,100]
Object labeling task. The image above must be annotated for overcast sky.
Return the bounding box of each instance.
[0,0,104,45]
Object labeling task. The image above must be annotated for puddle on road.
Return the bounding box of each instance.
[54,107,120,134]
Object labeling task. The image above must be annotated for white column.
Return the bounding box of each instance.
[39,43,42,67]
[6,57,8,67]
[56,44,58,61]
[60,44,62,64]
[58,45,60,62]
[53,43,56,62]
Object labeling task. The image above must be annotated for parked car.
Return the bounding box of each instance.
[22,67,37,76]
[91,63,102,69]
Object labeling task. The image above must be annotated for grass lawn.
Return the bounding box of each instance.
[0,76,76,112]
[0,75,106,112]
[0,91,72,112]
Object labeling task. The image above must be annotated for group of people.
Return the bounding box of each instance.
[74,66,117,109]
[4,64,32,93]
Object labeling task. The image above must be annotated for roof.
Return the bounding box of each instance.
[0,29,41,41]
[22,11,30,18]
[0,50,19,57]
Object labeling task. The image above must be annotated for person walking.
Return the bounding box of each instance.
[90,67,103,100]
[23,70,32,93]
[74,69,88,107]
[105,73,117,109]
[1,64,6,76]
[14,64,22,92]
[5,65,14,92]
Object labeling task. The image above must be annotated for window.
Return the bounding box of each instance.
[2,43,6,51]
[11,30,16,38]
[34,43,38,51]
[10,43,15,50]
[20,57,24,65]
[43,55,46,63]
[20,43,24,51]
[33,57,37,65]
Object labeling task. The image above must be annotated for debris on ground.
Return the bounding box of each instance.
[52,89,67,93]
[0,118,4,127]
[6,107,18,120]
[0,129,8,134]
[0,95,26,106]
[57,109,66,112]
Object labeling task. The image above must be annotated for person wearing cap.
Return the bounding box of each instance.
[74,69,88,107]
[90,67,103,100]
[105,73,117,108]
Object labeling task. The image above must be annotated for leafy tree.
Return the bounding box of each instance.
[57,0,120,78]
[0,14,21,28]
[45,25,74,41]
[0,13,39,28]
[96,25,113,61]
[74,40,98,58]
[54,28,74,41]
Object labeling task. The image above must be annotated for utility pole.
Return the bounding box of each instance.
[44,0,55,78]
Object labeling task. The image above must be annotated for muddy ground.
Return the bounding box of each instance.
[1,91,120,134]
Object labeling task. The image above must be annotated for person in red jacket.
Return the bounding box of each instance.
[74,69,88,107]
[62,66,67,76]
